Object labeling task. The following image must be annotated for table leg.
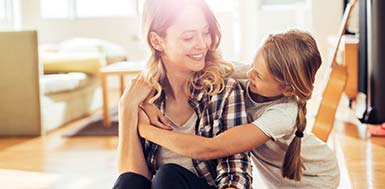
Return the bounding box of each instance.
[120,75,125,96]
[101,74,111,127]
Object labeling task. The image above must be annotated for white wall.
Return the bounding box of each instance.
[237,0,313,63]
[311,0,343,96]
[215,12,236,61]
[237,0,343,65]
[238,0,260,63]
[311,0,343,65]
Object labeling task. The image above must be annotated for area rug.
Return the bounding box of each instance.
[62,108,118,137]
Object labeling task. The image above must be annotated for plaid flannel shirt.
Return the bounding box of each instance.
[143,78,252,189]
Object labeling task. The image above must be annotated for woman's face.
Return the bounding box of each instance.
[247,51,286,98]
[160,4,212,74]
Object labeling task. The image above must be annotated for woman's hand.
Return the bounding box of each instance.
[119,74,152,111]
[140,102,172,130]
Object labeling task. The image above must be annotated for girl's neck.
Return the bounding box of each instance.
[249,91,284,103]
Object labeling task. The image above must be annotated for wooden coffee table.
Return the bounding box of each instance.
[100,61,145,127]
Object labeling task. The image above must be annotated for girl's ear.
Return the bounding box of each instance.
[282,86,295,97]
[149,32,164,52]
[283,91,295,97]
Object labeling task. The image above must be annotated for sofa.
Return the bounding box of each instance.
[0,31,126,136]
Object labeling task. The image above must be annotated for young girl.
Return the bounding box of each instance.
[138,30,340,188]
[113,0,252,188]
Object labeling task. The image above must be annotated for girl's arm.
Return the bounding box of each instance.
[140,101,172,130]
[139,112,269,162]
[117,77,152,179]
[139,101,270,160]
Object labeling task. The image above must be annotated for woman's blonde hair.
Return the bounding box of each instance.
[141,0,233,102]
[260,30,322,181]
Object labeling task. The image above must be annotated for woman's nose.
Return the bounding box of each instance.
[194,36,206,49]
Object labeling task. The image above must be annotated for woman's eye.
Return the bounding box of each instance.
[183,37,193,41]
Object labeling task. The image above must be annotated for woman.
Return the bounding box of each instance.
[113,0,252,188]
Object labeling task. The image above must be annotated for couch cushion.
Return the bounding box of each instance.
[40,51,105,74]
[40,72,93,95]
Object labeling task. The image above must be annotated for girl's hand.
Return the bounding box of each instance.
[140,102,172,130]
[138,109,171,141]
[119,74,152,111]
[138,110,151,138]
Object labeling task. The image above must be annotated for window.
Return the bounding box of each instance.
[76,0,136,18]
[261,0,307,5]
[259,0,310,12]
[0,0,17,28]
[0,0,13,20]
[40,0,69,19]
[206,0,238,13]
[40,0,137,19]
[0,0,5,20]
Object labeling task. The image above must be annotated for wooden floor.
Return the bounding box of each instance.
[1,95,385,188]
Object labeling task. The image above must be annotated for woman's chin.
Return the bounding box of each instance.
[188,61,205,72]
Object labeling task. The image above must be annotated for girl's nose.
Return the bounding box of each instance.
[246,69,253,79]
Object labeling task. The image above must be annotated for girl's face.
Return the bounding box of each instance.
[159,4,212,74]
[247,51,288,98]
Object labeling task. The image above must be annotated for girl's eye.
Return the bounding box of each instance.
[255,72,263,80]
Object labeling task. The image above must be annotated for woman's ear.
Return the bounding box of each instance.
[149,32,164,52]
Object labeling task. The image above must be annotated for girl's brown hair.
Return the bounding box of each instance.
[260,30,322,181]
[141,0,233,102]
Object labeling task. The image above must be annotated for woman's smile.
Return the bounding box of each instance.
[187,52,206,61]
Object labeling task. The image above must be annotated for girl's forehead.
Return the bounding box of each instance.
[252,51,264,66]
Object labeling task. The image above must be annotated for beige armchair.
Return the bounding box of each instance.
[0,31,41,136]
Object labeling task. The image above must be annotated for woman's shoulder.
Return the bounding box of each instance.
[221,77,243,96]
[223,77,243,89]
[223,77,238,86]
[203,77,243,104]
